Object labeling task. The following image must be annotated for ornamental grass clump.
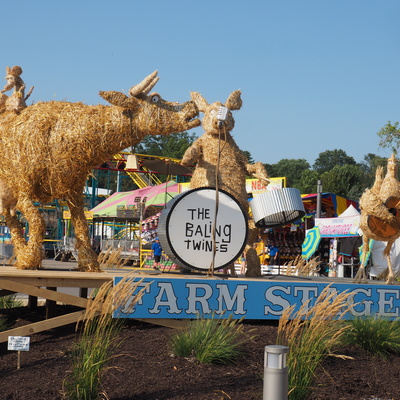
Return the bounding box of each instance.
[342,315,400,359]
[170,313,252,364]
[64,273,149,400]
[277,286,353,400]
[98,247,126,270]
[0,293,23,309]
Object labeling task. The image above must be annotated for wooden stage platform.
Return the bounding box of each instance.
[0,259,397,343]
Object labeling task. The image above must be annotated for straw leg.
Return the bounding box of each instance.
[3,208,27,262]
[384,240,396,285]
[354,236,369,284]
[14,197,45,269]
[245,221,262,277]
[67,197,100,272]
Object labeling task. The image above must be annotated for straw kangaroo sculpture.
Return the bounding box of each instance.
[181,90,270,277]
[0,70,200,272]
[355,154,400,284]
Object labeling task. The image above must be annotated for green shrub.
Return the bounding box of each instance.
[170,313,252,364]
[342,315,400,359]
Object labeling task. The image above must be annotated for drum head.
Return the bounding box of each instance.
[158,187,248,272]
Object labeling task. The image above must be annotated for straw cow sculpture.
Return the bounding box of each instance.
[0,70,200,272]
[355,154,400,284]
[181,90,270,277]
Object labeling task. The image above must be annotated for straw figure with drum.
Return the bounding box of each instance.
[355,154,400,284]
[0,69,200,272]
[181,90,270,277]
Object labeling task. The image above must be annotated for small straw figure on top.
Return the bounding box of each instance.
[1,66,34,113]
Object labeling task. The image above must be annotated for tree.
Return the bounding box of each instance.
[241,150,254,164]
[359,153,387,189]
[377,121,400,155]
[313,149,356,174]
[360,153,387,174]
[320,164,363,200]
[297,169,319,194]
[266,159,310,188]
[135,131,198,159]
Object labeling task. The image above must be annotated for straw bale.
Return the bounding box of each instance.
[0,71,200,271]
[181,90,270,277]
[0,93,7,113]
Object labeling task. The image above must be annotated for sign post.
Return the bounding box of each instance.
[8,336,30,369]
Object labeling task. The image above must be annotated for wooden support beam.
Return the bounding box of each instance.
[0,279,90,308]
[0,310,86,343]
[46,287,57,319]
[28,295,38,309]
[0,289,14,297]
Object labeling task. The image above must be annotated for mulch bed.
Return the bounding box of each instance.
[0,305,399,400]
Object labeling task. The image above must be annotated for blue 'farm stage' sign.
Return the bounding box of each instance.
[113,276,400,320]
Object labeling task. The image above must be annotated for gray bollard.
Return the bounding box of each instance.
[263,345,289,400]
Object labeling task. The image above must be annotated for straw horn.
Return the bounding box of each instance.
[129,70,159,97]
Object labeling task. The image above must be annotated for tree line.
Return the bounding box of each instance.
[100,121,399,202]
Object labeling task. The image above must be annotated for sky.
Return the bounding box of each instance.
[3,1,399,167]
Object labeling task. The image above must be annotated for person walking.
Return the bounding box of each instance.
[151,238,163,270]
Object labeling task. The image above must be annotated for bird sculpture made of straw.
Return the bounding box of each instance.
[181,90,270,277]
[0,70,200,272]
[355,154,400,284]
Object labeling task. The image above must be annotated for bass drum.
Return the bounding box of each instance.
[158,187,248,272]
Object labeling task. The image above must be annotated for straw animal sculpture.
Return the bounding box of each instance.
[0,70,200,272]
[181,90,270,277]
[0,66,34,113]
[355,154,400,284]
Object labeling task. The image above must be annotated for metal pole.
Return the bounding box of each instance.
[263,345,289,400]
[316,180,322,218]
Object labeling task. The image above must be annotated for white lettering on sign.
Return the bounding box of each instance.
[113,276,400,321]
[215,284,247,315]
[347,288,373,316]
[377,288,400,317]
[148,282,182,315]
[264,286,292,316]
[8,336,30,351]
[186,283,213,314]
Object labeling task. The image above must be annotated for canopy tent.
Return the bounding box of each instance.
[301,193,359,217]
[314,204,361,238]
[302,204,362,260]
[89,181,181,217]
